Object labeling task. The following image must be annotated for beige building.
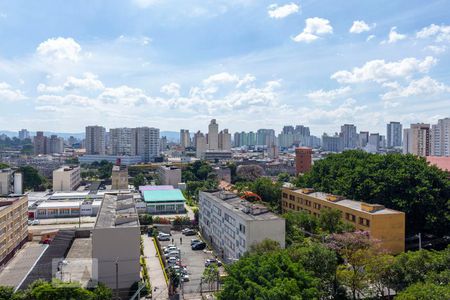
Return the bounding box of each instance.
[111,165,128,190]
[199,191,285,262]
[157,165,181,187]
[282,188,405,254]
[92,193,140,290]
[0,195,28,267]
[52,166,81,192]
[403,123,430,156]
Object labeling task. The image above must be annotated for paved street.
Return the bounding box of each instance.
[142,235,169,300]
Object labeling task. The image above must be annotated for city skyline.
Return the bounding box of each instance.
[0,1,449,134]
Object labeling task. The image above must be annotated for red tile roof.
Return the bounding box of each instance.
[426,156,450,172]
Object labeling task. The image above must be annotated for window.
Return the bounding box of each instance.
[282,193,288,198]
[359,217,370,227]
[289,195,295,200]
[239,224,246,234]
[345,213,356,222]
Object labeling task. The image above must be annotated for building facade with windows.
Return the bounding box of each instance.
[0,195,28,267]
[52,166,81,192]
[199,191,285,262]
[281,188,405,253]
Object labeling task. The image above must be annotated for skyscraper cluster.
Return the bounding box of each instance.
[32,131,64,155]
[194,119,231,159]
[85,125,160,162]
[403,118,450,157]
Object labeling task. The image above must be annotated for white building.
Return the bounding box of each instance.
[208,119,219,150]
[132,127,160,162]
[92,193,140,290]
[195,131,207,159]
[218,129,232,151]
[387,122,402,148]
[18,129,30,140]
[157,165,182,187]
[0,169,23,195]
[403,123,430,156]
[199,191,285,262]
[52,166,81,192]
[109,128,133,156]
[35,199,101,219]
[431,118,450,156]
[180,129,191,149]
[85,126,106,155]
[340,124,358,150]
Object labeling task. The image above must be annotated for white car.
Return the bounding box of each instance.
[167,257,180,266]
[164,247,178,254]
[165,250,180,258]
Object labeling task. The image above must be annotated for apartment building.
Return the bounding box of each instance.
[199,191,285,262]
[0,169,23,195]
[85,125,106,155]
[0,195,28,267]
[431,117,450,156]
[157,165,181,187]
[387,121,402,148]
[295,147,312,174]
[281,188,405,253]
[52,166,81,192]
[403,123,430,156]
[92,193,140,289]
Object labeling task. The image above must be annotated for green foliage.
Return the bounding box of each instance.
[249,177,282,212]
[277,172,291,183]
[139,214,153,225]
[294,150,450,236]
[172,216,191,226]
[395,282,450,300]
[203,264,219,291]
[218,249,320,300]
[132,173,146,189]
[182,160,212,181]
[319,208,354,234]
[20,144,34,155]
[249,239,281,255]
[0,163,9,169]
[97,160,113,179]
[18,165,48,191]
[65,157,79,164]
[0,286,14,300]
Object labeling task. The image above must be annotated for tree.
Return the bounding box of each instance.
[18,165,47,191]
[132,173,146,189]
[0,163,9,170]
[395,282,450,300]
[203,264,219,291]
[249,239,281,255]
[98,160,113,179]
[319,208,354,234]
[294,150,450,237]
[218,250,320,300]
[277,172,291,183]
[365,253,396,298]
[249,177,282,211]
[0,286,14,300]
[283,211,319,246]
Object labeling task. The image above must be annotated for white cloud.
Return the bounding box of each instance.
[306,86,351,105]
[383,26,406,44]
[416,24,450,42]
[381,76,450,100]
[292,17,333,43]
[366,35,375,41]
[160,83,181,97]
[267,3,300,19]
[236,74,256,88]
[203,72,240,86]
[0,82,27,101]
[331,56,437,83]
[132,0,160,8]
[37,73,104,93]
[349,20,375,34]
[425,45,447,54]
[36,37,82,62]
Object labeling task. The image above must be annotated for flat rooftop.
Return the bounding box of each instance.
[291,189,402,215]
[95,193,139,228]
[139,185,174,192]
[143,189,185,203]
[201,191,282,221]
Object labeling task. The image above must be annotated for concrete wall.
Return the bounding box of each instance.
[92,226,140,289]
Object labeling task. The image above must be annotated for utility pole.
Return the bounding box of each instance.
[115,257,120,300]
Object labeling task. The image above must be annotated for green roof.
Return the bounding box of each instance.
[143,189,186,203]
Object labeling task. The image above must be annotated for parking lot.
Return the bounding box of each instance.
[159,230,223,296]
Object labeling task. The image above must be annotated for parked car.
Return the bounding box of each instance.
[165,251,180,259]
[191,242,206,250]
[184,229,197,236]
[181,228,192,234]
[164,247,178,254]
[167,257,179,266]
[163,244,176,250]
[191,239,202,246]
[158,234,170,241]
[205,258,222,267]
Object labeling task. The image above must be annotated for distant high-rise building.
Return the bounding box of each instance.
[358,131,369,148]
[109,128,133,156]
[218,129,231,151]
[322,134,342,152]
[256,129,276,147]
[233,132,241,147]
[387,122,402,148]
[340,124,357,149]
[47,135,64,154]
[18,129,29,140]
[208,119,219,150]
[160,136,168,152]
[367,133,380,153]
[295,147,312,174]
[294,125,310,137]
[431,118,450,156]
[33,131,47,155]
[180,129,191,149]
[85,125,106,155]
[195,131,207,159]
[282,126,295,134]
[132,127,160,163]
[403,123,430,156]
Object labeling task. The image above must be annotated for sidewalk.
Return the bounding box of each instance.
[142,235,169,300]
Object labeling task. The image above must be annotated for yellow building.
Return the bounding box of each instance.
[0,195,28,266]
[282,188,405,254]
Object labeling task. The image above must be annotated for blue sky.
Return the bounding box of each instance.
[0,0,449,135]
